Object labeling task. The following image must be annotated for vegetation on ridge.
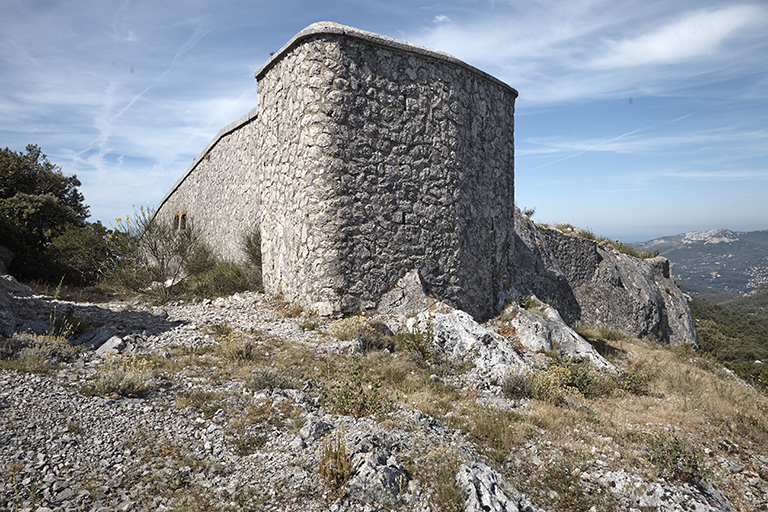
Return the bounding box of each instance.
[689,296,768,390]
[548,223,660,259]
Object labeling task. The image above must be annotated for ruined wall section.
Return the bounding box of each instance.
[255,25,517,318]
[156,110,260,261]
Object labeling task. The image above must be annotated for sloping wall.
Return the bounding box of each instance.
[156,109,260,260]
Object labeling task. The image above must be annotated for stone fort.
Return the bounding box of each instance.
[157,22,518,319]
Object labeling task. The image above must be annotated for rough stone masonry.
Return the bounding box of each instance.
[157,22,518,319]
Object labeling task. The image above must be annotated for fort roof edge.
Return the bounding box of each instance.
[255,21,518,98]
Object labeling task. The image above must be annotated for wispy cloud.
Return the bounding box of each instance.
[521,125,768,158]
[411,1,768,102]
[589,5,765,68]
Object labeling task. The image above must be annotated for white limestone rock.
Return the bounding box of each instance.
[407,303,529,383]
[509,299,614,371]
[458,461,541,512]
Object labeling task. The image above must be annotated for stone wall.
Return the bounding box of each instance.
[159,22,518,319]
[157,109,260,261]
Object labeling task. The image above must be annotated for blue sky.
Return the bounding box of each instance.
[1,0,766,242]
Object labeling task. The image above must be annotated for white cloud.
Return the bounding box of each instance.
[410,1,768,103]
[589,5,766,68]
[434,14,450,23]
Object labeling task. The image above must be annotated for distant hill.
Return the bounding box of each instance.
[718,284,768,319]
[634,228,768,302]
[689,296,768,388]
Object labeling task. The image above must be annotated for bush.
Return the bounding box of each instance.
[86,353,155,398]
[394,320,434,360]
[108,205,199,297]
[323,358,387,417]
[645,432,710,483]
[616,360,658,395]
[106,206,263,299]
[501,370,531,399]
[528,365,573,405]
[502,360,616,403]
[0,333,79,371]
[48,222,117,285]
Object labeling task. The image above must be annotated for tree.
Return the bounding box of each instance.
[0,145,108,283]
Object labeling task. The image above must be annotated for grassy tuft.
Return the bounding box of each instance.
[318,431,352,493]
[85,353,155,398]
[423,448,464,512]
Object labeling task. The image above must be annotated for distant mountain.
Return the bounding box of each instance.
[634,228,768,301]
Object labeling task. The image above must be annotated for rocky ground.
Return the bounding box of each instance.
[2,279,768,511]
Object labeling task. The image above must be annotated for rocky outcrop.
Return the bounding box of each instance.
[510,210,697,346]
[538,227,697,346]
[458,462,541,512]
[509,300,614,370]
[0,275,35,338]
[405,298,612,385]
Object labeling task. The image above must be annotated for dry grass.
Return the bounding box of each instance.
[65,301,764,512]
[497,335,768,511]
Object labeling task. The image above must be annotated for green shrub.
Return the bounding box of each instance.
[323,358,387,417]
[48,221,117,285]
[645,432,710,483]
[394,320,434,360]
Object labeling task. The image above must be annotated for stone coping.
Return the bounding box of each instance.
[255,21,518,98]
[157,106,258,214]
